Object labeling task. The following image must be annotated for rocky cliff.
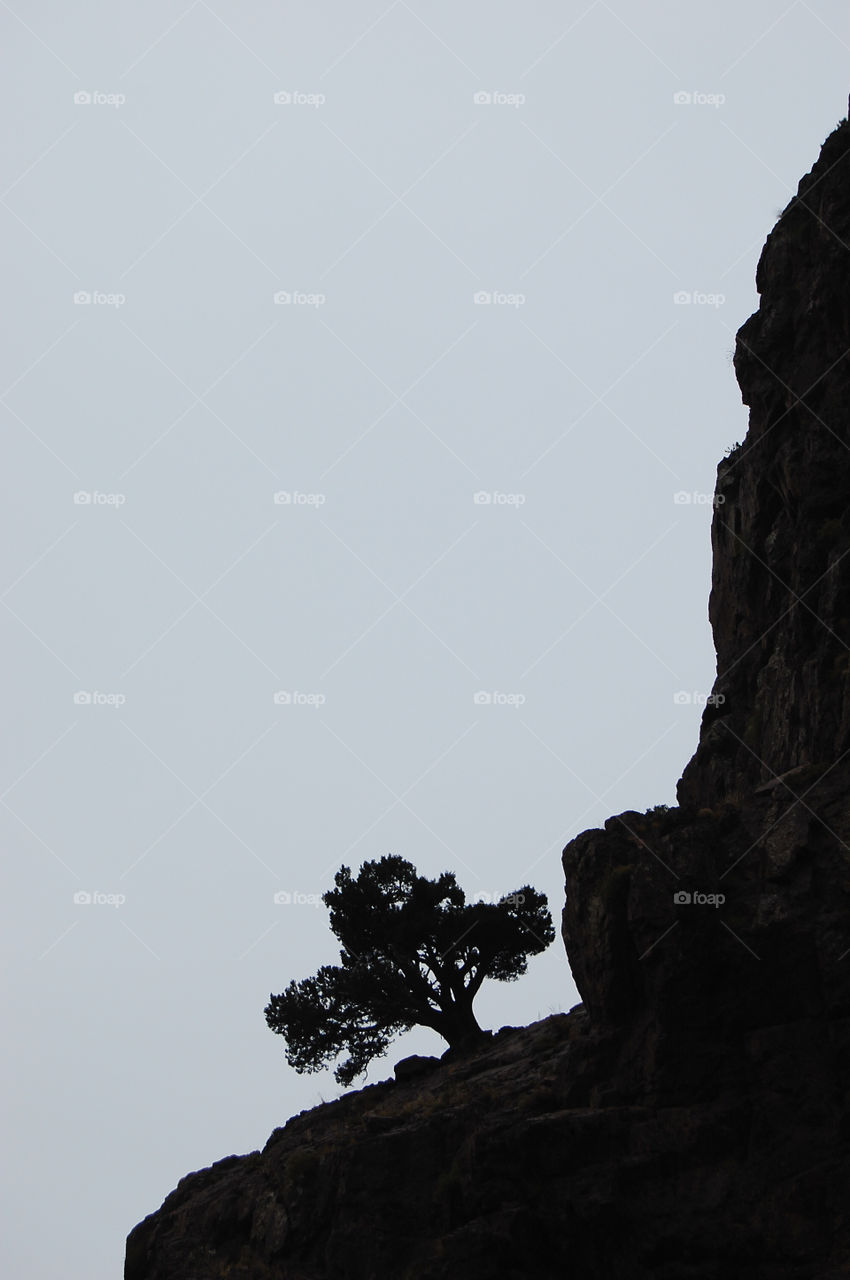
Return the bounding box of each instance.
[125,120,850,1279]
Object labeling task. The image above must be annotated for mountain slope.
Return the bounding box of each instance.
[125,118,850,1280]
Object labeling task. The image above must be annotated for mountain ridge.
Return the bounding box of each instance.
[125,116,850,1279]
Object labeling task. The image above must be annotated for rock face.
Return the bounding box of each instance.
[678,118,850,811]
[125,121,850,1279]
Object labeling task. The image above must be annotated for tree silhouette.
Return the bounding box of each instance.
[264,855,555,1086]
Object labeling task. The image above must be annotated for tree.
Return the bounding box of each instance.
[265,855,555,1086]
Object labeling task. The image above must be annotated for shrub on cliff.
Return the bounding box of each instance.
[265,855,555,1086]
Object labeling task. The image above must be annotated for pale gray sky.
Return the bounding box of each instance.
[2,3,847,1276]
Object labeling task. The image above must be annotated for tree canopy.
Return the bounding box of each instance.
[265,855,555,1086]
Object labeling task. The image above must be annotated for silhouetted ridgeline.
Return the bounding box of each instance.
[125,119,850,1280]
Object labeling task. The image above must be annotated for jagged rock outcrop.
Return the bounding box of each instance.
[125,120,850,1279]
[678,119,850,809]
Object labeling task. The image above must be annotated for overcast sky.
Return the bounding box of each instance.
[1,3,847,1277]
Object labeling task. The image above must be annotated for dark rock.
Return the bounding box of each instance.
[394,1054,441,1082]
[126,119,850,1279]
[677,120,850,811]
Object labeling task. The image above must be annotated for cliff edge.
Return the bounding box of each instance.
[125,119,850,1280]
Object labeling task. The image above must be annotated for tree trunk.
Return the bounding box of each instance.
[435,993,489,1051]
